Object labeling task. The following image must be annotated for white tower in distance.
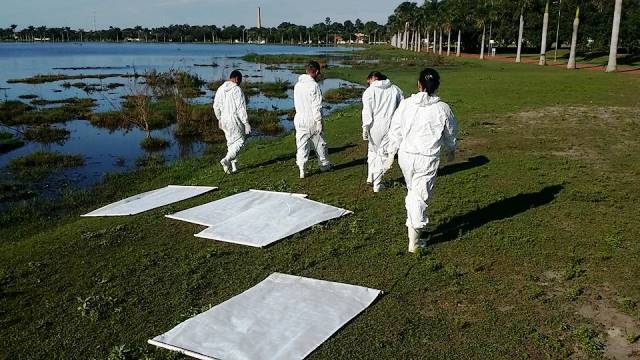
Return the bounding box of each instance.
[257,7,262,29]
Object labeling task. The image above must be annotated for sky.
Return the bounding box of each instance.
[1,0,406,30]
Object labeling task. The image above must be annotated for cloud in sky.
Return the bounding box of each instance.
[1,0,406,29]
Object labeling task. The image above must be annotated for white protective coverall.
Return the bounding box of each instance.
[361,79,404,188]
[293,74,330,171]
[213,80,249,169]
[385,92,457,231]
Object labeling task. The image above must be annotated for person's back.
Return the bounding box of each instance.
[293,61,331,178]
[362,79,403,129]
[383,68,457,253]
[212,70,250,174]
[388,92,456,158]
[293,74,322,131]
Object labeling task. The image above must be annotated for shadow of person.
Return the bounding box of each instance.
[333,157,367,171]
[428,184,563,245]
[438,155,490,176]
[391,155,490,186]
[247,143,357,169]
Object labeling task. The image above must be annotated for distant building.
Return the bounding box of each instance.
[257,7,262,29]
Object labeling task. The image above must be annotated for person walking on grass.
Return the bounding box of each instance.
[383,68,457,253]
[294,61,332,179]
[213,70,251,174]
[362,71,404,192]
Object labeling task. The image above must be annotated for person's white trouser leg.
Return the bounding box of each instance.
[408,227,421,253]
[311,132,331,168]
[367,144,376,184]
[398,151,439,230]
[221,130,244,174]
[230,160,238,173]
[295,130,311,169]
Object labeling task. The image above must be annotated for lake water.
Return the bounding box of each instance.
[0,42,361,194]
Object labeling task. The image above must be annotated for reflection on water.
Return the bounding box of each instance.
[0,42,363,193]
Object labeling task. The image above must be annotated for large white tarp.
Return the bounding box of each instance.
[166,190,351,247]
[149,273,381,360]
[82,185,216,217]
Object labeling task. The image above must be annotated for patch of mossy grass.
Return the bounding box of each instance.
[242,53,328,67]
[2,98,95,126]
[248,109,284,136]
[23,126,70,144]
[8,151,84,179]
[135,153,165,168]
[7,73,136,84]
[0,131,25,153]
[252,80,292,98]
[3,47,640,359]
[18,94,39,100]
[323,86,364,103]
[140,136,170,151]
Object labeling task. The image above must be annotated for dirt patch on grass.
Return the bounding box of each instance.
[578,300,640,359]
[503,106,640,166]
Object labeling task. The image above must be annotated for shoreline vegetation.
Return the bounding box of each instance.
[1,45,640,358]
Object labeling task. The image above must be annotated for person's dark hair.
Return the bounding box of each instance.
[306,61,321,72]
[367,71,388,81]
[229,70,243,80]
[418,68,440,95]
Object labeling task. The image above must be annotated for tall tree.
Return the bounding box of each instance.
[567,6,580,69]
[606,0,623,72]
[539,1,550,65]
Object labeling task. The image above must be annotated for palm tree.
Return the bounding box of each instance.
[567,6,580,69]
[516,5,525,63]
[605,0,623,72]
[539,1,550,65]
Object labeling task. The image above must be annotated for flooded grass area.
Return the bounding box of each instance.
[0,42,363,201]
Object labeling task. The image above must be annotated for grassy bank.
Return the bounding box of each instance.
[1,48,640,359]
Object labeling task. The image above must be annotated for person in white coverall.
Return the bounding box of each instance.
[213,70,251,174]
[383,68,458,253]
[361,71,403,192]
[294,61,332,179]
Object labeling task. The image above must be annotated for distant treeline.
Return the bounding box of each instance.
[0,19,388,44]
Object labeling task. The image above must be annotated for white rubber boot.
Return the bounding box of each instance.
[408,227,422,253]
[220,159,231,174]
[299,166,305,179]
[231,160,238,173]
[373,177,384,193]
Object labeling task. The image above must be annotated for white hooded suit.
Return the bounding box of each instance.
[293,74,330,170]
[213,81,249,166]
[361,79,403,186]
[385,92,457,231]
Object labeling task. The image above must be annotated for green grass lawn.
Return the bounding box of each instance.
[1,49,640,359]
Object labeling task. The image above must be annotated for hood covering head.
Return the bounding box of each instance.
[371,79,392,89]
[220,80,238,92]
[298,74,317,83]
[410,92,440,107]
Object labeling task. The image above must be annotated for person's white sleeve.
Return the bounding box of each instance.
[361,88,374,129]
[235,88,249,125]
[212,91,222,124]
[312,84,323,123]
[385,102,404,156]
[441,104,458,154]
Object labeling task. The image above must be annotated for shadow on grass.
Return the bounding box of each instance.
[333,157,367,171]
[392,156,490,185]
[248,143,357,169]
[428,184,563,245]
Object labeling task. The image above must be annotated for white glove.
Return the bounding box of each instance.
[383,151,396,172]
[362,127,369,141]
[244,123,252,135]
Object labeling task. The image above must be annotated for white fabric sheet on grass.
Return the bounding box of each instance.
[149,273,381,360]
[82,185,216,217]
[166,190,351,247]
